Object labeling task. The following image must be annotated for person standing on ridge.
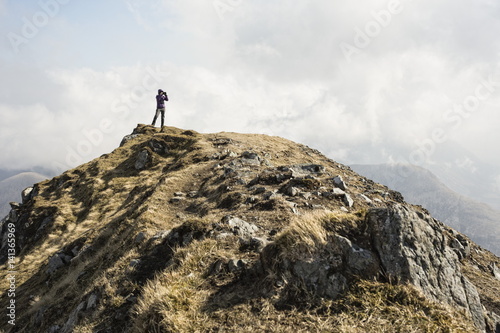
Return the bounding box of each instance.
[152,89,168,127]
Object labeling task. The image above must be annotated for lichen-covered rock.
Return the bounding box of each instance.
[222,216,259,238]
[135,149,151,170]
[367,204,486,331]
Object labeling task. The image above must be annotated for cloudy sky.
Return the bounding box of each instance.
[1,0,500,200]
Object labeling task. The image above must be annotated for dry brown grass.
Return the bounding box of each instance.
[0,125,491,332]
[273,210,365,260]
[131,238,235,332]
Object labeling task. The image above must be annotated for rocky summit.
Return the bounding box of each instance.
[1,124,499,333]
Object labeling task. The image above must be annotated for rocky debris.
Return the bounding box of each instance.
[135,149,151,170]
[228,259,248,272]
[221,216,259,239]
[211,149,238,160]
[21,186,34,203]
[450,236,471,260]
[249,168,294,186]
[135,232,147,244]
[187,191,198,198]
[152,230,171,240]
[367,204,486,331]
[263,190,281,201]
[59,293,100,333]
[209,258,250,275]
[287,186,300,197]
[70,244,93,264]
[343,193,354,208]
[47,253,73,275]
[485,311,500,333]
[357,193,372,204]
[262,233,378,300]
[333,175,347,190]
[120,134,140,147]
[246,237,269,252]
[149,139,168,154]
[128,259,141,269]
[87,293,99,310]
[490,263,500,280]
[289,164,325,177]
[211,137,233,147]
[61,301,86,333]
[45,254,64,274]
[170,192,187,203]
[322,188,353,208]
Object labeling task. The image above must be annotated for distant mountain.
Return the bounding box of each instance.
[0,172,49,218]
[351,163,500,256]
[425,141,500,212]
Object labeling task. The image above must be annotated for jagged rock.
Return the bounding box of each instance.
[333,188,345,196]
[357,193,372,204]
[240,151,261,165]
[343,193,354,207]
[228,259,248,272]
[21,187,34,203]
[135,232,147,244]
[322,188,345,198]
[333,235,378,276]
[169,197,185,203]
[60,254,73,264]
[149,139,168,154]
[86,293,98,310]
[263,190,280,200]
[61,301,86,333]
[287,186,300,197]
[249,237,269,252]
[129,259,140,268]
[120,134,140,146]
[290,164,325,177]
[152,230,171,240]
[47,254,65,275]
[451,237,470,259]
[187,191,198,198]
[491,263,500,280]
[209,259,225,275]
[135,149,151,170]
[222,216,259,238]
[252,186,267,195]
[366,204,486,331]
[485,311,500,333]
[333,175,347,190]
[292,259,348,299]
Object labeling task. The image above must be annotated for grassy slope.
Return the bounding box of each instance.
[0,125,491,332]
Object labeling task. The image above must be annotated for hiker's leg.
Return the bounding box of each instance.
[160,109,165,127]
[152,109,160,126]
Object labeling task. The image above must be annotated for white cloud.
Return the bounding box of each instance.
[1,0,500,179]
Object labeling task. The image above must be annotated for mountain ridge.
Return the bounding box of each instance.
[1,124,499,332]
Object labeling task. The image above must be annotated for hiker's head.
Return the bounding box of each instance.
[158,89,163,94]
